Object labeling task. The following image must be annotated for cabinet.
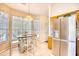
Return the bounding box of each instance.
[52,39,60,56]
[48,36,52,49]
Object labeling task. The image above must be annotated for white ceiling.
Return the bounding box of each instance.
[5,3,49,16]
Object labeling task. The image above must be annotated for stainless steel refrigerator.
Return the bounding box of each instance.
[52,14,76,56]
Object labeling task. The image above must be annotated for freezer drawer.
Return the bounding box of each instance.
[60,41,68,56]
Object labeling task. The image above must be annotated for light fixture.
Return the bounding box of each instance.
[24,15,33,21]
[24,3,33,21]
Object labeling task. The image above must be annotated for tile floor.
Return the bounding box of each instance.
[0,42,54,56]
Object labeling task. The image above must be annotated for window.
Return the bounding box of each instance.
[0,11,8,43]
[12,16,23,40]
[34,19,40,36]
[12,16,33,40]
[22,19,32,34]
[12,16,40,40]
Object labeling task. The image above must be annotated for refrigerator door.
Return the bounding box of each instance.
[68,14,76,42]
[60,17,68,41]
[67,14,76,56]
[59,17,68,56]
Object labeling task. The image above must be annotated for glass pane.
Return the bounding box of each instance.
[34,20,40,36]
[0,11,9,56]
[12,16,34,56]
[0,30,2,43]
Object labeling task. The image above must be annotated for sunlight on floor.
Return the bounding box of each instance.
[0,42,54,56]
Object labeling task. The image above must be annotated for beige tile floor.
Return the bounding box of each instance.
[0,42,54,56]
